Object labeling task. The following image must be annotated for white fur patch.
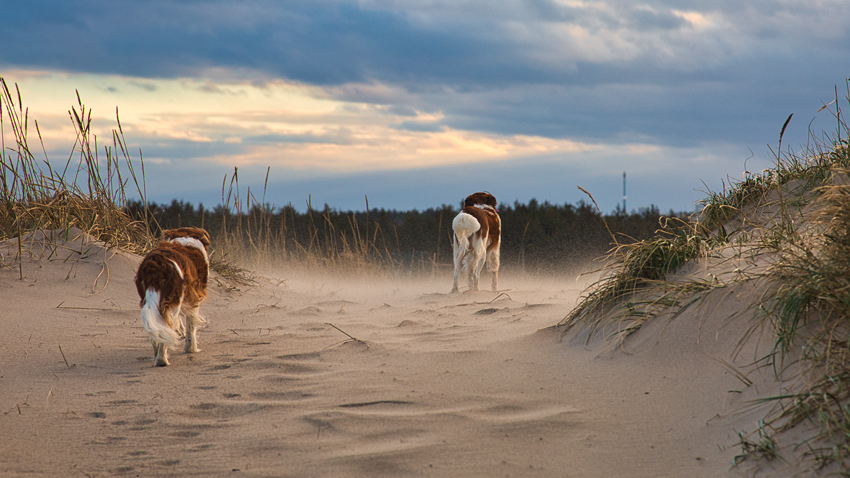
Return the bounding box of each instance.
[167,259,184,279]
[452,211,481,237]
[144,288,161,308]
[170,237,209,265]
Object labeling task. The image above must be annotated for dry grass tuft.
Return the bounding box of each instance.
[0,78,156,264]
[0,75,403,282]
[561,82,850,472]
[559,217,724,341]
[751,166,850,471]
[198,172,405,276]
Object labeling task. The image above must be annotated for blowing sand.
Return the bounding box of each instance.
[0,229,796,477]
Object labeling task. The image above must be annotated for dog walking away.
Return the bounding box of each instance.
[135,227,211,366]
[451,192,501,293]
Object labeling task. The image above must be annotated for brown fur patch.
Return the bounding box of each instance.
[459,205,501,251]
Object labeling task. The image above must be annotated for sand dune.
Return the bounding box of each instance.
[0,229,800,477]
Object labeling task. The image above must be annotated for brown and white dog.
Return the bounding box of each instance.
[135,227,211,366]
[451,192,501,293]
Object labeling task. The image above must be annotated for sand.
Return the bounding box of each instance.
[0,229,800,477]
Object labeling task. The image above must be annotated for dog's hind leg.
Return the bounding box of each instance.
[153,341,170,367]
[451,238,465,293]
[183,304,206,353]
[487,246,501,291]
[469,238,488,292]
[173,313,186,338]
[154,305,180,366]
[472,254,486,291]
[451,257,460,293]
[466,253,478,291]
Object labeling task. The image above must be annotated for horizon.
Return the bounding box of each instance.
[132,188,679,216]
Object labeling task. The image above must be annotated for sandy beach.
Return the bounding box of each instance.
[0,229,798,477]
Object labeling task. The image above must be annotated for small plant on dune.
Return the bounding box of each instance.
[734,420,784,466]
[698,110,850,246]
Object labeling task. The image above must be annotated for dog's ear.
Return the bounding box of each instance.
[198,229,211,249]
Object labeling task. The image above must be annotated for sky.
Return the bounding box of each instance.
[1,0,848,214]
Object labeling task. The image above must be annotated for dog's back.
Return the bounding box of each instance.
[453,206,499,249]
[135,241,207,312]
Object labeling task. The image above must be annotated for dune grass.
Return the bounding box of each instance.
[0,79,155,269]
[0,76,405,282]
[755,169,850,471]
[0,78,259,285]
[559,83,850,472]
[558,215,725,342]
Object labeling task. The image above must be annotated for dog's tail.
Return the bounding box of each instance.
[140,289,180,348]
[452,211,480,254]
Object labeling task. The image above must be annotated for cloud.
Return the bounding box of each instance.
[390,121,444,133]
[130,81,159,92]
[5,1,845,88]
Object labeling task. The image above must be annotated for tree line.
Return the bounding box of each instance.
[126,198,689,273]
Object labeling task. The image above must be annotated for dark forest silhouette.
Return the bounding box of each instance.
[128,198,688,273]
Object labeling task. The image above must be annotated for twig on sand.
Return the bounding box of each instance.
[441,293,513,309]
[58,344,72,367]
[325,323,368,348]
[489,292,512,303]
[56,301,119,311]
[90,262,109,295]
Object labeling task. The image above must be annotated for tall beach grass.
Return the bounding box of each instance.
[0,77,404,280]
[0,78,155,277]
[559,82,850,472]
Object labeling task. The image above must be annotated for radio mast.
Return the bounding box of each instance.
[622,171,627,212]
